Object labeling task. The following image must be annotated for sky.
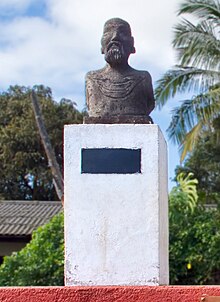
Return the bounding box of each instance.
[0,0,184,189]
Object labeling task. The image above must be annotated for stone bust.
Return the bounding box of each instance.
[85,18,155,123]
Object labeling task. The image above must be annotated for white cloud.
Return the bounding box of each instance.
[46,0,179,65]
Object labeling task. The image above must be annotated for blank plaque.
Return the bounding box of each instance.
[81,148,141,174]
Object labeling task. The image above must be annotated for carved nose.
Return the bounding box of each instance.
[111,31,120,41]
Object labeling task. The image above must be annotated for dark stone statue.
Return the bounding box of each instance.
[84,18,155,124]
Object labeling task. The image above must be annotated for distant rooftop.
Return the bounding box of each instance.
[0,200,62,237]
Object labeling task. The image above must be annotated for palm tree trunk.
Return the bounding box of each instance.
[31,90,63,200]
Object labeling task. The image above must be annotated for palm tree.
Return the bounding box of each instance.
[155,0,220,161]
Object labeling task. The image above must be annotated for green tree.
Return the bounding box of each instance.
[176,116,220,205]
[0,85,83,200]
[155,0,220,160]
[0,212,64,286]
[169,173,220,284]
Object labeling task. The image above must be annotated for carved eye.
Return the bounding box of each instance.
[103,31,112,39]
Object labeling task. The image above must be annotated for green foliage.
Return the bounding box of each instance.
[177,172,198,210]
[169,172,198,221]
[0,211,64,286]
[169,173,220,284]
[0,85,83,200]
[155,0,220,160]
[176,116,220,205]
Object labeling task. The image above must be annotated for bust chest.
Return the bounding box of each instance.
[86,73,148,117]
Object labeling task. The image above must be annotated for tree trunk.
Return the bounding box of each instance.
[31,90,63,200]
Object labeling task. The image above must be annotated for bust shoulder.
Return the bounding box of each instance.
[86,67,152,82]
[129,68,152,81]
[86,68,106,80]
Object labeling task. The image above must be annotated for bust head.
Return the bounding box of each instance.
[101,18,135,66]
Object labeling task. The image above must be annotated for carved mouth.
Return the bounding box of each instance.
[105,41,125,65]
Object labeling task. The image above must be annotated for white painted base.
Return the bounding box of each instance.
[64,124,169,286]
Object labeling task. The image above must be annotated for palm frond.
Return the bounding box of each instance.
[178,0,220,23]
[155,0,220,158]
[168,86,220,139]
[195,87,220,121]
[167,86,220,160]
[180,121,203,161]
[173,19,220,70]
[167,99,197,145]
[155,68,220,108]
[177,172,198,211]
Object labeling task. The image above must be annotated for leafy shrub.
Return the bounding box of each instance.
[0,211,64,286]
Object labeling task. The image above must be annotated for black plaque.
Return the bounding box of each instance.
[81,148,141,174]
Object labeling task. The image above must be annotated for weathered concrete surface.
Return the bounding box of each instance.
[64,124,168,286]
[0,286,220,302]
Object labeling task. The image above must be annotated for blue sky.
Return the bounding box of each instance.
[0,1,46,18]
[0,0,185,189]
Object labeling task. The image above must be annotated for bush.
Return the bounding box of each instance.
[169,176,220,284]
[0,211,64,286]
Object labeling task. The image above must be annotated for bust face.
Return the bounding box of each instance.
[101,19,135,66]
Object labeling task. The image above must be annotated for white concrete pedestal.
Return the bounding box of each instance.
[64,124,168,286]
